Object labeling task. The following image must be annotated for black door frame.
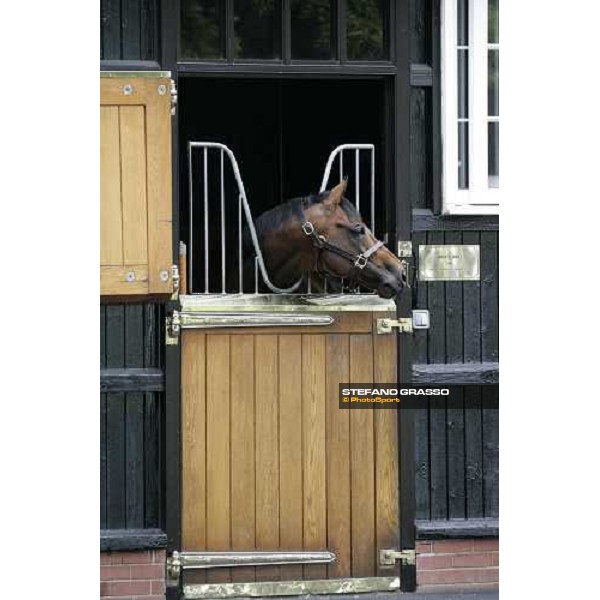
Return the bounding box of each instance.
[161,0,416,592]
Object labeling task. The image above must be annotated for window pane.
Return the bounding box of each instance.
[180,0,225,59]
[347,0,388,60]
[488,49,499,116]
[291,0,335,60]
[457,0,468,46]
[234,0,282,59]
[488,0,499,44]
[488,122,499,187]
[458,122,469,189]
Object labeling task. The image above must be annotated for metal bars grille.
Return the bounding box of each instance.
[187,142,376,295]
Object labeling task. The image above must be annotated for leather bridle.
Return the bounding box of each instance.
[293,198,386,291]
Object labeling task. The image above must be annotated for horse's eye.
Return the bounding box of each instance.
[352,224,365,235]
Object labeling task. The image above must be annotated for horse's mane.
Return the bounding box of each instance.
[248,191,361,250]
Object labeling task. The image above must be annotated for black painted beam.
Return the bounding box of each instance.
[413,209,499,231]
[412,362,499,385]
[415,518,499,539]
[100,368,165,392]
[410,64,433,86]
[100,528,168,552]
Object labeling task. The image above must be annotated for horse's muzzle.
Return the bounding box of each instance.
[376,262,409,298]
[377,277,405,299]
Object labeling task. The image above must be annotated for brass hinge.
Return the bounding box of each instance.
[171,264,180,300]
[376,318,413,335]
[170,79,178,116]
[397,240,413,258]
[166,311,181,345]
[166,551,182,586]
[379,548,416,566]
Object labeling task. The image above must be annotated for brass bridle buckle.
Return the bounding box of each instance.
[302,221,315,236]
[354,254,368,269]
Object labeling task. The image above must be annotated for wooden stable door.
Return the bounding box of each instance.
[181,310,400,584]
[100,74,173,296]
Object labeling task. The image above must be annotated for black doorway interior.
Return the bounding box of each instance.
[179,77,391,293]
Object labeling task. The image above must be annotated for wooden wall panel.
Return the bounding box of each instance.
[101,303,164,531]
[413,230,498,369]
[101,0,158,61]
[411,228,499,524]
[180,311,399,583]
[412,387,499,524]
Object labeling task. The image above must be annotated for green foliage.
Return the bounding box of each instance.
[347,0,384,60]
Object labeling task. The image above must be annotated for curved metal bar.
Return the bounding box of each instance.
[319,143,375,194]
[188,142,303,294]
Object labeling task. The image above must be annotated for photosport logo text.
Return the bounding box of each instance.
[338,384,469,409]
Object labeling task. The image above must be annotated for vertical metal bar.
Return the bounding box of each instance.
[340,152,344,182]
[371,147,376,235]
[238,193,243,293]
[307,274,312,294]
[188,143,194,294]
[220,149,226,293]
[355,148,360,212]
[203,147,209,293]
[254,257,259,294]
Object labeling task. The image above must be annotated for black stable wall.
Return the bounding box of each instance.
[100,0,159,62]
[408,0,499,528]
[100,304,165,530]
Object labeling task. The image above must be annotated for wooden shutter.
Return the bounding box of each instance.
[100,73,173,296]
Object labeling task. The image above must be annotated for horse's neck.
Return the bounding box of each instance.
[258,216,310,285]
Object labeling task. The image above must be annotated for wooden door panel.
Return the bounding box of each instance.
[100,106,123,266]
[325,334,351,579]
[230,335,256,583]
[278,335,304,581]
[100,74,172,296]
[119,105,149,265]
[301,335,327,580]
[349,334,376,577]
[255,335,281,581]
[181,311,399,582]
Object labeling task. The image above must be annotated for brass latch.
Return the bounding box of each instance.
[379,548,416,566]
[397,240,413,258]
[166,551,182,586]
[376,318,413,335]
[166,311,181,345]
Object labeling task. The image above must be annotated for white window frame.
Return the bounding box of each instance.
[441,0,499,215]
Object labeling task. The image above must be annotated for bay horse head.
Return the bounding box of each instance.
[252,180,409,298]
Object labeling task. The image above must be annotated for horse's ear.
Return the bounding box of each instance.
[323,178,347,207]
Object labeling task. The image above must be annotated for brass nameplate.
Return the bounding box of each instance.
[419,245,480,281]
